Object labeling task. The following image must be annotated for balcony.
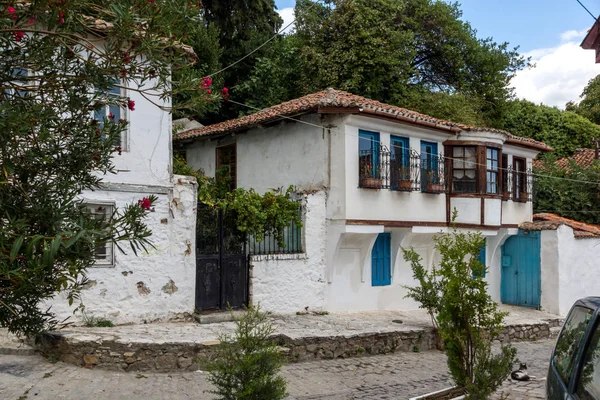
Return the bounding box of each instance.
[358,146,446,193]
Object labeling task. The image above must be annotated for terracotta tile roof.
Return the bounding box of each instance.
[520,213,600,239]
[556,148,599,169]
[174,88,553,152]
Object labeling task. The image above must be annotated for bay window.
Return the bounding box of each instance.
[452,146,477,193]
[486,148,500,194]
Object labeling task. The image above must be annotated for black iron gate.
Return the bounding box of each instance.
[195,204,248,311]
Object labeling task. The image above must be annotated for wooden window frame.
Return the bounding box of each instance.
[216,143,237,190]
[87,202,115,268]
[513,157,527,202]
[446,144,504,197]
[450,145,478,194]
[486,148,500,195]
[501,154,510,200]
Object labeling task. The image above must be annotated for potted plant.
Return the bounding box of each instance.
[425,170,444,193]
[397,166,412,191]
[360,164,382,189]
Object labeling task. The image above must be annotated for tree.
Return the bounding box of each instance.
[292,0,527,120]
[496,100,600,158]
[404,215,516,399]
[534,157,600,225]
[200,0,283,122]
[0,0,207,337]
[567,74,600,125]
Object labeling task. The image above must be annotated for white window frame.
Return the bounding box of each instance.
[86,202,115,268]
[93,82,129,151]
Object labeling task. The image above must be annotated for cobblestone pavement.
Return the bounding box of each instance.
[1,340,554,400]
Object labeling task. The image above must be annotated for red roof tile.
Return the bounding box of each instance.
[520,213,600,239]
[175,89,553,152]
[556,148,599,169]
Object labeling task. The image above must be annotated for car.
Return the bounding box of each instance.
[548,296,600,400]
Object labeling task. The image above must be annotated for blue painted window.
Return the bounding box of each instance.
[359,130,380,182]
[420,141,439,190]
[391,136,410,182]
[372,233,391,286]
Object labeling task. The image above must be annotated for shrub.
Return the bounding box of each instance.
[403,212,516,399]
[205,306,287,400]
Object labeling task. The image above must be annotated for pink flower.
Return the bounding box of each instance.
[13,31,24,41]
[108,112,115,119]
[7,5,16,20]
[148,0,155,2]
[57,11,64,24]
[138,197,152,210]
[206,89,212,95]
[202,76,212,89]
[221,87,229,101]
[115,146,122,155]
[28,17,34,25]
[127,99,135,111]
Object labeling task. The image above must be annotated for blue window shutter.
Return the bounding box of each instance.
[372,233,391,286]
[474,239,487,278]
[359,130,380,178]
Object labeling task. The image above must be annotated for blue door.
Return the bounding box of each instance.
[501,230,541,308]
[420,141,438,190]
[372,233,391,286]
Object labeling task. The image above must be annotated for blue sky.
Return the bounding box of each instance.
[274,0,600,107]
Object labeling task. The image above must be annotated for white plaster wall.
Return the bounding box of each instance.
[250,191,328,313]
[557,225,600,316]
[450,198,481,225]
[49,176,197,324]
[484,198,502,226]
[344,116,447,223]
[540,230,560,315]
[186,114,337,194]
[325,229,442,311]
[502,200,533,225]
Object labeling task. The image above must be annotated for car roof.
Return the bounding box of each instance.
[575,297,600,310]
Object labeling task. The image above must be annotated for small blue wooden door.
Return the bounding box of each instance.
[372,233,391,286]
[501,230,541,308]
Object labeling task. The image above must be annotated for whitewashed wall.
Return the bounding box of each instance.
[556,225,600,316]
[343,116,448,223]
[49,176,197,324]
[540,230,560,315]
[250,192,328,313]
[185,114,340,194]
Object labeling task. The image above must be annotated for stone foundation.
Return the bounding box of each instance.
[35,318,561,372]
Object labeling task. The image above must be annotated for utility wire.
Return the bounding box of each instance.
[206,1,321,79]
[227,99,600,186]
[576,0,598,21]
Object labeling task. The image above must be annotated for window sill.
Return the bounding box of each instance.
[449,193,502,199]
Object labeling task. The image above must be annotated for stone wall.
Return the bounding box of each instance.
[36,318,561,372]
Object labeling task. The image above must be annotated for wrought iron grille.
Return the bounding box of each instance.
[390,150,421,191]
[248,205,303,255]
[358,145,390,189]
[420,152,446,194]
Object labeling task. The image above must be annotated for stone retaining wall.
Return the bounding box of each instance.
[35,318,561,372]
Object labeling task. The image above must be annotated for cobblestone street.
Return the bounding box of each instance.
[1,339,553,400]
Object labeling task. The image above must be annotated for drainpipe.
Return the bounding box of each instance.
[593,138,600,160]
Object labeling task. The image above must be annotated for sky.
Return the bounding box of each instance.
[274,0,600,108]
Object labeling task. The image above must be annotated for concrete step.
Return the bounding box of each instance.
[193,310,245,324]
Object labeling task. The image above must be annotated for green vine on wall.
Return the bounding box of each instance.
[174,155,302,247]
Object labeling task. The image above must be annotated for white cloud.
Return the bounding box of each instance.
[511,34,600,108]
[560,29,589,42]
[277,7,296,34]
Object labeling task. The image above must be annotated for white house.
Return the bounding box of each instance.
[176,88,553,314]
[49,37,198,325]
